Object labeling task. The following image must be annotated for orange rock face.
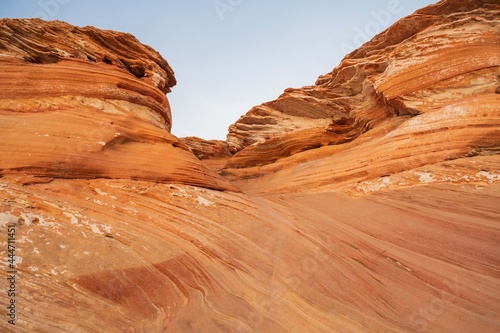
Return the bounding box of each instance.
[225,0,500,187]
[0,18,234,191]
[181,137,231,160]
[1,1,500,332]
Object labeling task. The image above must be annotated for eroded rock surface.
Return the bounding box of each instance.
[1,178,499,332]
[0,18,234,191]
[181,137,231,160]
[225,0,500,188]
[0,1,499,332]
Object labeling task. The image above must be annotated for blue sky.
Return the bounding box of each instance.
[1,0,437,139]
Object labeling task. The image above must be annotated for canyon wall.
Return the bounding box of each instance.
[223,0,500,196]
[0,1,499,332]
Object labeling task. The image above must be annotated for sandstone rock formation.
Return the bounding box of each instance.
[0,1,499,332]
[0,18,235,192]
[181,137,231,160]
[225,0,500,193]
[181,137,233,173]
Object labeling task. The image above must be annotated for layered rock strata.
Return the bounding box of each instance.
[0,1,499,332]
[224,0,500,195]
[0,18,234,191]
[1,178,498,332]
[181,137,231,160]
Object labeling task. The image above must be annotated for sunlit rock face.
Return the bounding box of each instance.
[1,1,500,332]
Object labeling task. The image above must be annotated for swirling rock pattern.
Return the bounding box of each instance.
[1,178,498,332]
[225,0,500,182]
[0,1,499,332]
[0,18,234,191]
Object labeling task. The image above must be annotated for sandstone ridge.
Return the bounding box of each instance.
[223,0,500,195]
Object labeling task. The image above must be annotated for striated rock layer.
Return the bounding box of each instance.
[0,18,235,191]
[1,178,499,332]
[224,0,500,192]
[181,137,232,160]
[1,1,500,333]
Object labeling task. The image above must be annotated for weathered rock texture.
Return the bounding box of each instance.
[225,0,500,191]
[1,178,498,333]
[181,137,231,160]
[0,18,235,191]
[0,1,500,333]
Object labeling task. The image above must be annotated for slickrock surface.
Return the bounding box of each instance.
[0,1,499,332]
[1,179,499,332]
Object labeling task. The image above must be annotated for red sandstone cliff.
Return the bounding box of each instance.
[0,1,499,332]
